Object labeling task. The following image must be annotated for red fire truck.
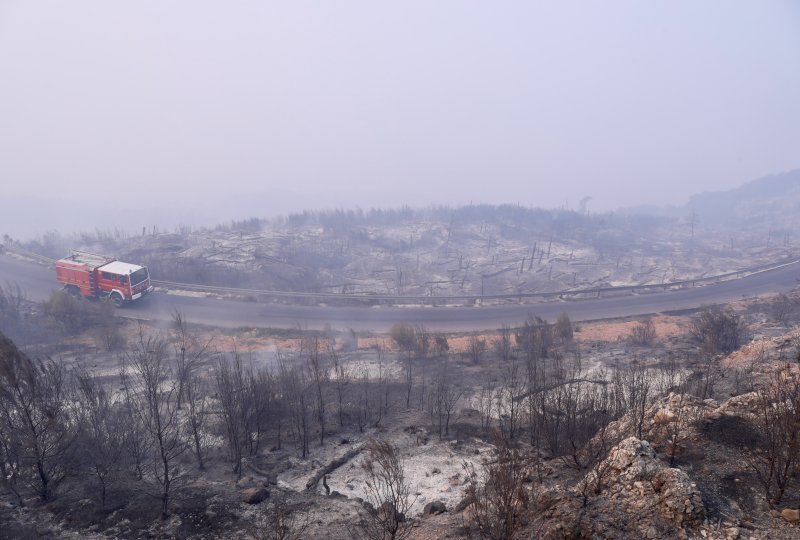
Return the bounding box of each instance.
[55,250,154,307]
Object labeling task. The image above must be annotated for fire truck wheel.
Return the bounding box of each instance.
[65,285,81,298]
[109,293,124,307]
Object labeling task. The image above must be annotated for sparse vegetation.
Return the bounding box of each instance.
[468,335,487,364]
[554,312,574,344]
[629,317,657,346]
[691,304,748,355]
[43,289,114,335]
[771,293,800,327]
[360,438,414,540]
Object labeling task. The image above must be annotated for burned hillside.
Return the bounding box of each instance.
[11,194,800,302]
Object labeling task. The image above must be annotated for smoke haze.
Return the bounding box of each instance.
[1,1,799,238]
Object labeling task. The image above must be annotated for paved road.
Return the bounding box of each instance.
[1,253,798,332]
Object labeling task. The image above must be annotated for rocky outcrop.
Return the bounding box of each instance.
[599,438,704,527]
[713,391,761,416]
[536,438,705,539]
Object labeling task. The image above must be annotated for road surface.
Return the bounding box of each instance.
[1,253,798,332]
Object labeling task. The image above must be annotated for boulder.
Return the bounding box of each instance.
[236,476,256,488]
[241,487,270,504]
[423,501,447,516]
[781,508,800,522]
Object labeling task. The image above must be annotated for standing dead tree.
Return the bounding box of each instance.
[170,309,214,411]
[184,372,210,470]
[330,341,348,428]
[493,325,514,362]
[542,356,615,469]
[0,422,23,504]
[391,323,430,409]
[371,340,389,426]
[413,325,430,363]
[428,362,463,440]
[497,356,525,440]
[0,333,76,501]
[360,438,415,540]
[278,353,311,458]
[611,359,655,440]
[356,365,371,433]
[170,310,214,469]
[120,369,150,481]
[303,336,328,446]
[463,432,532,540]
[748,366,800,507]
[215,349,250,477]
[653,390,697,467]
[391,324,416,410]
[476,381,497,433]
[249,364,276,455]
[122,332,188,518]
[516,316,554,363]
[74,365,126,508]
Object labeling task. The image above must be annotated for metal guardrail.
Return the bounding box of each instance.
[3,246,54,266]
[150,257,800,304]
[5,244,798,305]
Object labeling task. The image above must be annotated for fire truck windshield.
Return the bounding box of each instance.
[130,268,149,285]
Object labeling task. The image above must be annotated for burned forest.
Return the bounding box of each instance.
[2,177,800,539]
[2,3,800,538]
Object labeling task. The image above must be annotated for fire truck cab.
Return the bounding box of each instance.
[55,250,154,307]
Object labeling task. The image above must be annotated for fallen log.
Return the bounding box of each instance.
[305,445,364,492]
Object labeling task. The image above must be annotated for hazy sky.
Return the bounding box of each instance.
[1,1,799,236]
